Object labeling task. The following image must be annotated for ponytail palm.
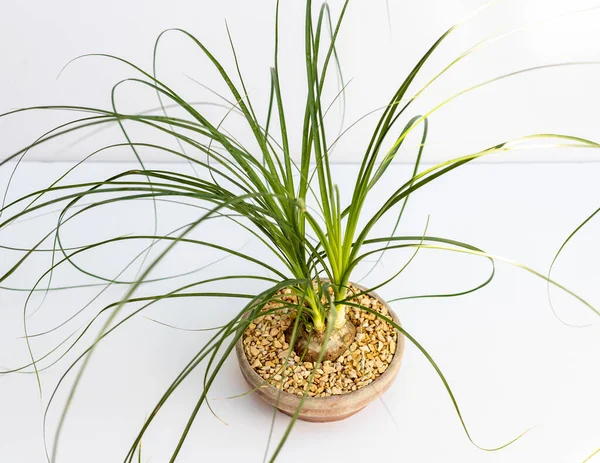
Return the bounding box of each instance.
[1,0,599,461]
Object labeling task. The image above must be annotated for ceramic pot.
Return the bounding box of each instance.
[235,282,405,422]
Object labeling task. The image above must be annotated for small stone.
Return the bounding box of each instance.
[250,346,260,356]
[322,364,335,374]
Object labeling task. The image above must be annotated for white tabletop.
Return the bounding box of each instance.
[1,161,599,462]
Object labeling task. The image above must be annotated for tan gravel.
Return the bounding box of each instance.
[242,285,398,397]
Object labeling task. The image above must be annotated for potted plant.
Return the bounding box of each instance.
[1,0,598,461]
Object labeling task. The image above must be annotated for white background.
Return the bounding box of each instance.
[0,161,599,462]
[1,0,600,163]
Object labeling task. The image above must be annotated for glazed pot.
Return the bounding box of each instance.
[235,282,405,422]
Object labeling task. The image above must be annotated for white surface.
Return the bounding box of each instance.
[0,160,599,462]
[1,0,600,163]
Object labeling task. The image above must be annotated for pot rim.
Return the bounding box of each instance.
[235,280,405,403]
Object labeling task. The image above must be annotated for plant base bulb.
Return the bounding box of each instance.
[284,315,356,362]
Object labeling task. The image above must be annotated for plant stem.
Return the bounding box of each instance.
[333,286,348,329]
[313,315,325,332]
[301,286,325,332]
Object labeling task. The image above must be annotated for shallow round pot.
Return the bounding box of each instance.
[235,282,405,423]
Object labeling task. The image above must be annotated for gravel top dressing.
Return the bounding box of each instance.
[242,285,398,397]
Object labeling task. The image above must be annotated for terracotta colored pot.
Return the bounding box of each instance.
[235,282,405,422]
